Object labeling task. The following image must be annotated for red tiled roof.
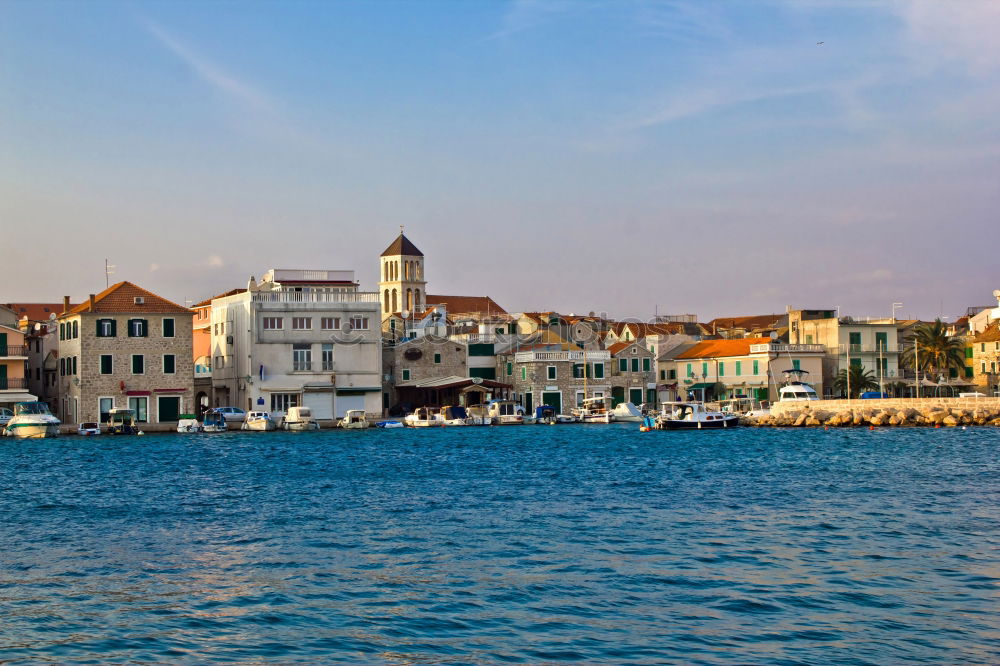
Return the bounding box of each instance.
[606,341,633,355]
[62,282,192,316]
[675,337,772,359]
[706,314,785,331]
[3,303,74,322]
[974,321,1000,343]
[426,295,507,315]
[192,288,244,308]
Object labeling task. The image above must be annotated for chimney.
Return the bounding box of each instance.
[62,296,70,313]
[89,294,96,311]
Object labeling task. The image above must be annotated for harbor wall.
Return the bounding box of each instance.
[770,397,1000,417]
[756,397,1000,427]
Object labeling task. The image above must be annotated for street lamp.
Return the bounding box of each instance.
[892,302,903,322]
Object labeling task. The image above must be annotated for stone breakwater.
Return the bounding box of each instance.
[748,397,1000,427]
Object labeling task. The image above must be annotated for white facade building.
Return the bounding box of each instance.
[210,270,382,421]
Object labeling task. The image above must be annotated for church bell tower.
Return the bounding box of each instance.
[379,228,426,318]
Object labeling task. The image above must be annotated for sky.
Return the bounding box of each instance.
[2,0,998,321]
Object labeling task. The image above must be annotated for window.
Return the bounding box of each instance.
[966,367,974,378]
[753,360,759,375]
[128,319,148,337]
[72,357,77,375]
[163,354,176,374]
[686,363,692,377]
[660,370,666,380]
[573,364,585,379]
[966,347,974,359]
[402,369,411,381]
[642,358,650,372]
[59,323,65,340]
[547,366,557,380]
[576,391,586,407]
[270,393,299,412]
[631,358,640,372]
[594,363,604,379]
[718,362,725,377]
[100,355,113,375]
[263,317,283,330]
[322,344,334,370]
[505,361,511,375]
[701,362,708,377]
[292,344,312,371]
[162,318,175,338]
[321,317,340,330]
[618,358,627,372]
[521,366,527,381]
[350,316,369,330]
[97,319,115,337]
[669,369,676,380]
[875,332,887,350]
[981,343,986,352]
[849,331,861,346]
[99,397,113,423]
[292,317,312,330]
[131,355,144,374]
[850,358,863,369]
[792,359,801,371]
[60,358,65,376]
[735,361,742,376]
[72,321,78,338]
[805,334,813,344]
[128,397,148,423]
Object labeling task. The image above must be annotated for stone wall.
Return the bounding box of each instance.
[756,397,1000,427]
[771,397,1000,417]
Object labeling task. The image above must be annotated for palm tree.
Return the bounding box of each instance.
[834,366,879,397]
[900,319,966,383]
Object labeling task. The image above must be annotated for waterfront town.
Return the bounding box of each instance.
[2,231,999,432]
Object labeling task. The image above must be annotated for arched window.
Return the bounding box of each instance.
[406,288,413,312]
[415,289,421,312]
[384,289,390,313]
[391,289,398,313]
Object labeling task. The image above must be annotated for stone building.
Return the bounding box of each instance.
[970,322,1000,395]
[497,344,612,415]
[56,282,194,424]
[607,341,657,407]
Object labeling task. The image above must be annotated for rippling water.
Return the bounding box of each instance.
[1,425,998,664]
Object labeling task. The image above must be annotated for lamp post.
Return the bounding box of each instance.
[892,302,903,323]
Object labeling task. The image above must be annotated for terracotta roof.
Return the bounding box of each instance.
[675,337,773,359]
[974,321,1000,343]
[425,295,507,315]
[3,303,74,322]
[61,282,192,317]
[380,233,423,257]
[607,341,632,355]
[192,288,244,308]
[706,314,786,332]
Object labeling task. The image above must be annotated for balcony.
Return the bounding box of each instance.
[749,343,826,354]
[0,345,28,358]
[844,344,899,354]
[293,361,313,372]
[515,350,611,363]
[252,290,379,304]
[0,377,28,390]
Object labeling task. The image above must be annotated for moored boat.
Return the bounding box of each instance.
[3,402,61,439]
[201,408,228,433]
[107,408,143,435]
[78,422,101,436]
[535,405,557,425]
[488,400,523,425]
[572,396,615,423]
[440,405,469,426]
[338,409,369,429]
[177,415,202,433]
[242,411,277,431]
[404,406,446,427]
[282,406,320,431]
[650,401,739,430]
[611,401,644,422]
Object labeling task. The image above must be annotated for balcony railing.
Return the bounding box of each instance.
[514,350,611,363]
[844,344,899,354]
[749,343,826,354]
[0,377,28,390]
[252,290,379,304]
[293,361,312,372]
[0,345,28,357]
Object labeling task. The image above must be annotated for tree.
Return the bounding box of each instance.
[900,319,966,383]
[834,366,879,397]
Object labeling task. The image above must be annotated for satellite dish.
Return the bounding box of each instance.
[401,309,410,319]
[770,331,778,340]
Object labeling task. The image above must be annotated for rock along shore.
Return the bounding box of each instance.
[747,397,1000,427]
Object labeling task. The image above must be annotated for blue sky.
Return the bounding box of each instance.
[2,0,998,320]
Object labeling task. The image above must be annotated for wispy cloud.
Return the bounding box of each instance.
[143,19,271,111]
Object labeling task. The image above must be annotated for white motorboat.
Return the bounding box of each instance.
[651,401,739,430]
[555,414,577,424]
[242,411,277,431]
[338,409,369,429]
[4,402,61,439]
[465,404,493,425]
[177,417,202,433]
[778,369,820,403]
[404,407,446,427]
[439,405,469,426]
[488,400,523,425]
[282,406,320,431]
[514,404,537,424]
[572,396,615,424]
[375,420,404,428]
[77,422,101,436]
[201,409,229,433]
[611,401,644,422]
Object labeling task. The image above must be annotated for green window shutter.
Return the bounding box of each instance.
[965,367,974,378]
[163,318,175,337]
[132,355,144,374]
[72,356,77,374]
[127,319,136,337]
[631,358,639,372]
[164,354,176,374]
[594,363,604,379]
[100,355,112,374]
[547,366,557,380]
[642,358,650,372]
[753,360,759,375]
[686,363,692,377]
[701,362,708,377]
[402,369,410,381]
[966,347,974,359]
[434,353,442,364]
[850,358,863,368]
[469,367,496,379]
[849,332,861,345]
[669,369,676,379]
[96,319,104,337]
[735,361,742,376]
[792,359,800,370]
[73,321,78,338]
[659,370,665,380]
[521,366,526,380]
[59,323,65,340]
[506,362,512,375]
[719,362,724,377]
[619,358,627,372]
[141,319,149,337]
[111,319,117,337]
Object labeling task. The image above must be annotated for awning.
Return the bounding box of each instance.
[686,383,714,390]
[336,387,380,394]
[0,393,38,403]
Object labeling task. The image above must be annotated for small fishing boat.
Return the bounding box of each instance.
[535,405,557,425]
[611,401,644,422]
[77,422,101,436]
[201,408,228,433]
[375,420,404,428]
[338,409,369,429]
[554,413,577,424]
[177,415,202,433]
[404,406,446,427]
[649,401,739,430]
[440,405,469,426]
[572,396,615,423]
[4,401,61,439]
[488,400,523,425]
[465,404,493,425]
[242,411,277,431]
[514,404,537,424]
[282,406,320,431]
[107,408,143,435]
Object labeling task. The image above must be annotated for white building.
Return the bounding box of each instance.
[209,269,382,421]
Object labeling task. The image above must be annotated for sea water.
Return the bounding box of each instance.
[1,425,997,664]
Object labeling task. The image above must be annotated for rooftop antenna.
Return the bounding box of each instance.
[105,259,115,288]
